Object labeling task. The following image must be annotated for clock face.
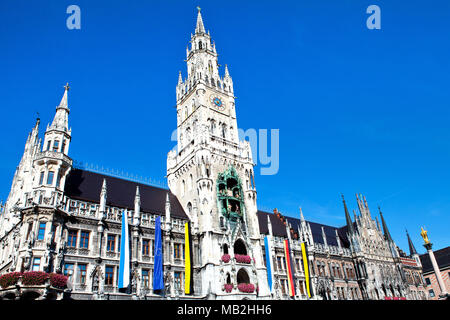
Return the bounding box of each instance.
[210,95,225,111]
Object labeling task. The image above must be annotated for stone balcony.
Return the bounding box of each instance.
[34,151,72,165]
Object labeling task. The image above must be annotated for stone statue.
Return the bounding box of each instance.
[420,227,430,244]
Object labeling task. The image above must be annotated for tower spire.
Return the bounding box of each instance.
[406,229,418,256]
[342,194,355,235]
[195,7,206,34]
[299,206,305,222]
[378,206,393,242]
[49,83,71,133]
[225,64,230,78]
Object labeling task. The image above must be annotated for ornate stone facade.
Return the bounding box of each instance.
[0,9,428,300]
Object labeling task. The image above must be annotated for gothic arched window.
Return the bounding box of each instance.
[199,41,203,49]
[221,124,226,139]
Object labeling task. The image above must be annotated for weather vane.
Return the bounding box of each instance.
[64,82,70,91]
[197,6,201,12]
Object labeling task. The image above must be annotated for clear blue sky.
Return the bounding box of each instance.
[0,0,449,253]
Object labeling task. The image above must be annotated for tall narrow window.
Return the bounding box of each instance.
[142,239,150,256]
[37,222,46,240]
[61,139,66,154]
[53,140,59,152]
[26,222,33,240]
[105,266,114,285]
[174,272,182,292]
[47,171,54,185]
[107,235,116,252]
[64,264,74,281]
[174,243,181,259]
[78,264,87,284]
[142,269,149,288]
[56,172,61,188]
[46,141,51,151]
[39,172,45,185]
[67,230,78,247]
[80,231,90,249]
[32,257,41,271]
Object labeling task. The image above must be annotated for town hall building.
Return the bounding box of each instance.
[0,9,428,300]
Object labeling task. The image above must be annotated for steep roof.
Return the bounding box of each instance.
[257,210,351,248]
[419,246,450,274]
[64,168,188,219]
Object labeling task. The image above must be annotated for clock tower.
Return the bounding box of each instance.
[167,8,270,299]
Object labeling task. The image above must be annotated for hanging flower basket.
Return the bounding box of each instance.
[0,272,22,288]
[224,284,233,293]
[237,283,255,293]
[235,254,251,264]
[221,254,231,263]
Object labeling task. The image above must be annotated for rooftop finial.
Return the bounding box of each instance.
[195,7,205,34]
[197,6,201,12]
[64,82,70,91]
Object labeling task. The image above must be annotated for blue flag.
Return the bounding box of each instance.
[153,216,164,290]
[118,210,130,289]
[264,236,274,292]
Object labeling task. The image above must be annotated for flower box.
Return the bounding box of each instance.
[49,273,68,289]
[221,254,231,263]
[22,271,49,286]
[0,272,22,288]
[235,254,251,264]
[237,283,255,293]
[224,284,233,293]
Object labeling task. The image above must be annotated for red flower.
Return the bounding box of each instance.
[237,283,255,293]
[235,254,251,264]
[49,273,68,289]
[22,271,49,286]
[0,272,22,288]
[221,254,231,263]
[224,284,233,293]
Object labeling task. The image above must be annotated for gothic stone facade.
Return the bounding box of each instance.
[0,10,428,300]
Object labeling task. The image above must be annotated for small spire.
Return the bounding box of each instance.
[178,71,183,85]
[58,83,70,109]
[378,206,393,243]
[342,194,355,235]
[224,64,230,78]
[99,179,107,219]
[267,214,273,236]
[376,216,381,231]
[335,229,342,249]
[363,195,369,209]
[135,186,141,203]
[49,83,71,132]
[299,206,305,222]
[406,229,418,256]
[134,186,141,226]
[165,192,171,223]
[195,7,206,34]
[321,226,328,247]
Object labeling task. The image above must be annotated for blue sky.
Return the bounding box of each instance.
[0,0,449,253]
